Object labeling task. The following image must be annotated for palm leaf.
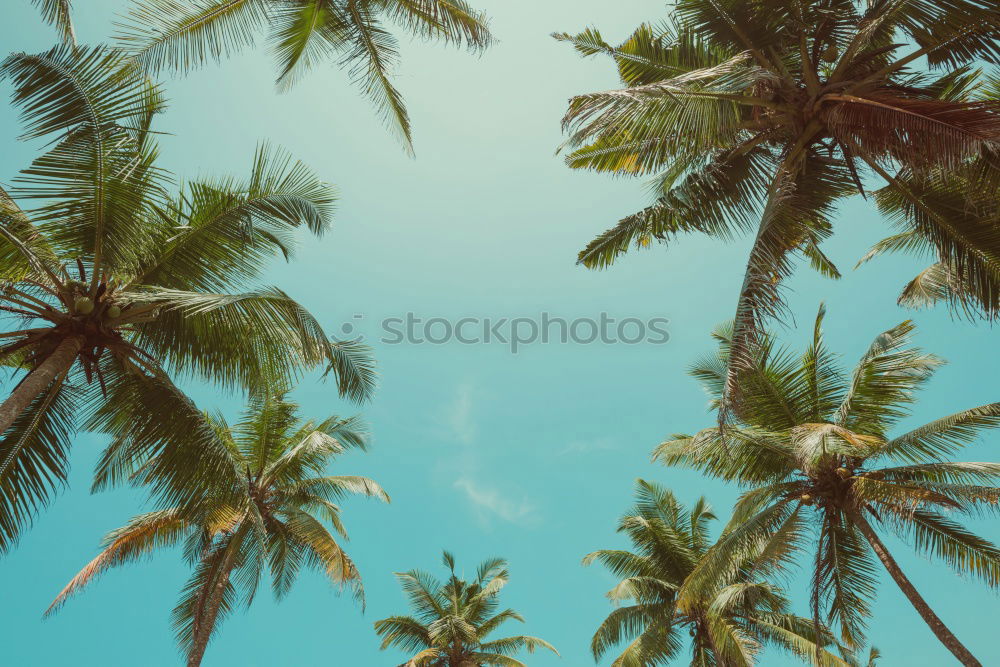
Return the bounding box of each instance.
[875,403,1000,463]
[133,143,336,291]
[340,3,412,153]
[45,509,188,615]
[0,371,78,552]
[125,286,336,389]
[116,0,272,75]
[884,507,1000,587]
[33,0,76,46]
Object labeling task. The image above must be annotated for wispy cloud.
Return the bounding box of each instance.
[448,382,476,445]
[557,437,617,456]
[454,478,538,525]
[442,384,540,527]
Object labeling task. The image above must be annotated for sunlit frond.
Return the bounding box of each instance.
[45,509,188,615]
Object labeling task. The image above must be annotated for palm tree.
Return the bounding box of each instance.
[556,1,1000,418]
[114,0,493,152]
[374,551,558,666]
[587,479,849,666]
[655,305,1000,666]
[0,45,375,552]
[32,0,76,46]
[859,78,1000,320]
[45,387,389,667]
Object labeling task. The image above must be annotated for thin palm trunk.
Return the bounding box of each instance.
[187,547,238,667]
[701,626,722,665]
[0,335,81,435]
[851,510,981,667]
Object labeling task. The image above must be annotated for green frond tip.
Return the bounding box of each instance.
[32,0,76,46]
[324,338,378,403]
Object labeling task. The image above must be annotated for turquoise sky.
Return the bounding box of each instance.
[2,1,1000,665]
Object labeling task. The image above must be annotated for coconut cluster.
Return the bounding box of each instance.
[65,281,124,322]
[798,464,861,506]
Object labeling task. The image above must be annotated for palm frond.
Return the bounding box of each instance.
[577,144,772,269]
[282,507,363,602]
[836,320,943,437]
[125,286,334,390]
[884,507,1000,587]
[374,615,433,653]
[382,0,491,50]
[876,403,1000,463]
[87,362,240,509]
[341,4,412,153]
[812,512,877,648]
[0,372,78,552]
[32,0,76,46]
[1,45,159,140]
[45,508,188,615]
[270,1,350,89]
[133,143,336,292]
[116,0,271,75]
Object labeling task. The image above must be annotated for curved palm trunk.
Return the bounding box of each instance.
[187,548,238,667]
[851,510,981,667]
[0,336,81,435]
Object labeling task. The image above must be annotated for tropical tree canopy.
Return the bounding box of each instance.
[45,387,389,667]
[374,551,559,666]
[114,0,493,152]
[655,305,1000,666]
[556,0,1000,418]
[587,479,849,667]
[0,45,376,553]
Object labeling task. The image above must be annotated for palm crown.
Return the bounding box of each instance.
[45,387,389,667]
[115,0,493,152]
[557,0,1000,417]
[374,551,559,666]
[0,45,375,552]
[655,305,1000,665]
[587,479,849,666]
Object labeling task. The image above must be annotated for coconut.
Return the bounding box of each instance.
[75,297,94,315]
[800,493,813,505]
[822,44,838,62]
[836,467,851,479]
[106,304,122,319]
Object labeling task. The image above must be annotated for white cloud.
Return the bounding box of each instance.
[454,477,538,525]
[442,384,539,527]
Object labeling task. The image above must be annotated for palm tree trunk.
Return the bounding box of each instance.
[851,509,981,666]
[187,548,238,667]
[0,336,81,435]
